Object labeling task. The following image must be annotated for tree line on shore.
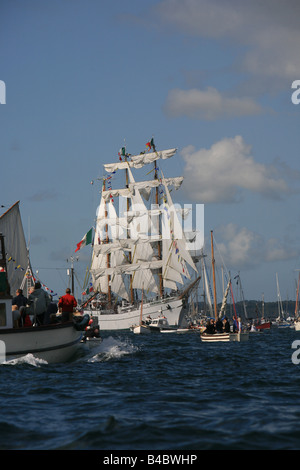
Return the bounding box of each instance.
[198,300,297,320]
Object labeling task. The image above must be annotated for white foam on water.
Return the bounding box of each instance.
[2,353,48,367]
[87,336,139,363]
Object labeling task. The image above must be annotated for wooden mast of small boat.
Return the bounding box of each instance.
[211,230,218,321]
[103,178,111,306]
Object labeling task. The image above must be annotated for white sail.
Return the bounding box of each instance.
[129,177,183,201]
[93,260,163,277]
[83,143,201,330]
[0,201,32,297]
[219,279,231,319]
[103,148,177,173]
[202,257,214,317]
[91,196,129,299]
[90,196,109,294]
[127,167,159,294]
[89,145,200,305]
[160,170,197,291]
[102,188,131,200]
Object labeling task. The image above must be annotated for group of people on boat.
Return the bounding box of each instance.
[12,285,78,327]
[203,316,243,335]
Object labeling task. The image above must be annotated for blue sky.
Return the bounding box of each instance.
[1,0,300,303]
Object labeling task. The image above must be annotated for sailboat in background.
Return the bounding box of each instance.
[82,140,201,330]
[275,273,291,328]
[294,273,300,331]
[200,231,249,342]
[131,288,151,334]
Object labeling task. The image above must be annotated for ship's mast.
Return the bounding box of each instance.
[125,152,134,304]
[154,161,163,298]
[103,179,111,305]
[211,230,218,321]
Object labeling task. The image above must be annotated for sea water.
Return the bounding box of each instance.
[0,327,300,450]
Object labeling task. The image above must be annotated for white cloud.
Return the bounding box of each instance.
[164,87,263,120]
[213,223,299,270]
[154,0,300,84]
[181,135,289,203]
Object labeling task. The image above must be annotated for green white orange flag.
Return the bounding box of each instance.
[75,228,93,252]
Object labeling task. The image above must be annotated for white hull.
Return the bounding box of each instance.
[85,297,184,331]
[132,325,152,334]
[275,321,291,328]
[0,322,82,363]
[295,321,300,331]
[200,332,249,343]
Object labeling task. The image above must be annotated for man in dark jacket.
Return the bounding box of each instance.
[27,282,51,325]
[12,289,28,309]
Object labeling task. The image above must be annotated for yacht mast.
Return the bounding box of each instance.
[211,230,218,321]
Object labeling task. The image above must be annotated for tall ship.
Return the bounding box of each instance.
[82,139,202,330]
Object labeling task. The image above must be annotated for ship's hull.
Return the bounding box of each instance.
[200,332,249,342]
[256,322,271,330]
[0,322,82,363]
[84,297,185,330]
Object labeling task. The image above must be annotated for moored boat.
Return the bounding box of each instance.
[256,321,271,330]
[294,320,300,331]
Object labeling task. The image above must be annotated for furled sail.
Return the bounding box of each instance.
[103,148,177,173]
[219,279,231,319]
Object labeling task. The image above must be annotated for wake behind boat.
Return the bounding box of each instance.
[81,140,201,330]
[0,204,85,363]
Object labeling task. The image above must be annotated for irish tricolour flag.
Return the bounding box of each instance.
[75,228,93,252]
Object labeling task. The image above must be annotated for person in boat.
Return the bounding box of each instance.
[205,319,216,334]
[223,317,230,333]
[215,318,223,333]
[44,295,58,325]
[82,316,101,341]
[12,288,28,309]
[12,305,21,327]
[58,288,77,322]
[27,282,51,325]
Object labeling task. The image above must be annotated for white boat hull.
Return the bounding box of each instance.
[132,325,152,334]
[85,297,184,331]
[0,322,82,363]
[295,321,300,331]
[200,332,249,342]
